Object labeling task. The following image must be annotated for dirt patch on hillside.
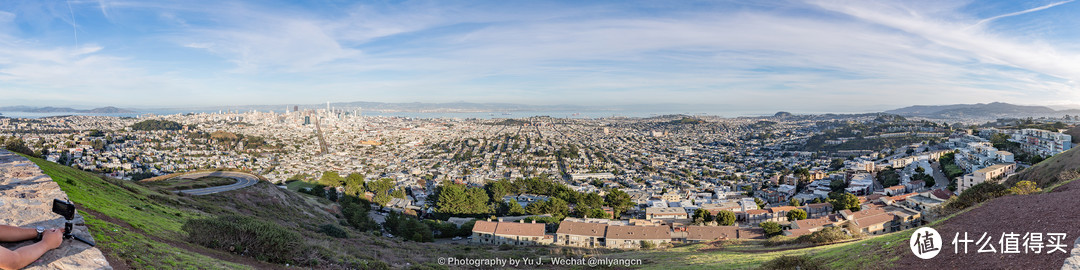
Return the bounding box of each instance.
[892,179,1080,269]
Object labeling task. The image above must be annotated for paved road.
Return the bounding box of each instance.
[930,161,949,190]
[175,171,261,195]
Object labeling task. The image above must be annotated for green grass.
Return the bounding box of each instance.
[21,155,253,269]
[84,215,250,270]
[30,156,201,237]
[1007,146,1080,187]
[145,176,238,191]
[605,241,862,270]
[1042,176,1080,193]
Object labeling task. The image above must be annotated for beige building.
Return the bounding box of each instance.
[555,221,608,248]
[604,225,671,249]
[646,207,688,220]
[684,226,763,243]
[959,163,1016,194]
[471,220,549,246]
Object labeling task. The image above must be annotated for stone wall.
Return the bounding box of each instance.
[1063,237,1080,270]
[0,149,111,269]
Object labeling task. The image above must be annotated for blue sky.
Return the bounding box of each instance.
[1,0,1079,112]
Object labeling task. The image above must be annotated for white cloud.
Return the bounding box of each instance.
[3,0,1080,108]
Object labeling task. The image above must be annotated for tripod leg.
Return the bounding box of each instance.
[71,234,96,247]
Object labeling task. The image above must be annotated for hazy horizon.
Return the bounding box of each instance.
[3,1,1080,112]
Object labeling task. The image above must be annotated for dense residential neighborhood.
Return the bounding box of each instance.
[1,109,1076,251]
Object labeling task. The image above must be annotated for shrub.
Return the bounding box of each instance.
[317,224,348,238]
[762,235,797,247]
[948,182,1009,210]
[340,196,378,231]
[756,255,828,270]
[182,215,307,264]
[716,210,736,226]
[640,240,656,249]
[4,139,37,157]
[797,227,849,244]
[786,209,807,221]
[457,219,476,237]
[1007,180,1041,195]
[383,211,433,242]
[760,221,783,237]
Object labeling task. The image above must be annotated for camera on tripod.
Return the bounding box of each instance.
[51,199,96,247]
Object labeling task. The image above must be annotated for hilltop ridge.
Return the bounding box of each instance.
[884,102,1079,119]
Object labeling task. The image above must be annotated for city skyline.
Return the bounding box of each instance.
[2,0,1080,112]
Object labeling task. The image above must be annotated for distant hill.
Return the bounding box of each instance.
[884,102,1058,118]
[85,106,135,113]
[0,106,135,113]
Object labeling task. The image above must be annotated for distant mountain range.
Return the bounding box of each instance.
[0,106,136,113]
[884,102,1080,119]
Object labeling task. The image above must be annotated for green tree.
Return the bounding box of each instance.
[877,169,901,187]
[343,173,365,196]
[506,200,527,216]
[340,196,377,231]
[366,178,395,206]
[787,209,808,221]
[326,188,339,202]
[574,206,610,219]
[130,119,183,131]
[829,158,845,171]
[319,171,344,187]
[760,221,782,237]
[3,139,36,157]
[793,167,811,181]
[287,173,310,182]
[383,212,433,242]
[789,198,802,207]
[716,210,736,226]
[604,189,634,218]
[525,197,569,218]
[435,181,491,215]
[391,189,406,199]
[754,197,766,209]
[829,192,861,212]
[692,209,714,224]
[579,192,605,209]
[485,179,518,200]
[829,179,847,193]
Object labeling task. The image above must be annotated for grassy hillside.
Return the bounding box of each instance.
[1006,145,1080,188]
[24,154,571,269]
[26,155,253,269]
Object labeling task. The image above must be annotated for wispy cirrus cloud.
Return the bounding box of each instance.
[1,0,1078,111]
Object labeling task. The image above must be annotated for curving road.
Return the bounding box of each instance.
[175,171,261,195]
